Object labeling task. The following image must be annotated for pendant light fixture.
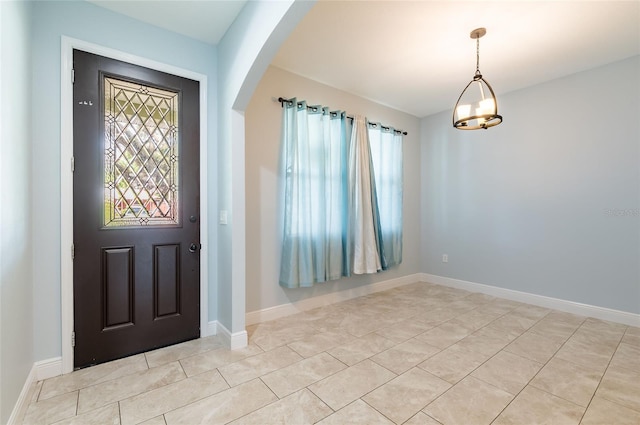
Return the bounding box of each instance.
[453,28,502,130]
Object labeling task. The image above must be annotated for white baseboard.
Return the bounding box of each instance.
[246,303,299,326]
[8,357,62,425]
[213,320,248,350]
[7,365,36,425]
[245,273,422,326]
[420,273,640,327]
[35,357,62,381]
[204,320,217,337]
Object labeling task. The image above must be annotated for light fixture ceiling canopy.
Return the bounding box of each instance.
[453,27,502,130]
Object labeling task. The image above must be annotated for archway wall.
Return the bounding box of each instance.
[216,0,316,337]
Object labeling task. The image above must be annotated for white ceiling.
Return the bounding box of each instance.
[272,0,640,117]
[89,0,639,118]
[87,0,247,45]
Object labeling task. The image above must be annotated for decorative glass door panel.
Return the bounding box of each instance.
[74,50,200,368]
[103,77,179,227]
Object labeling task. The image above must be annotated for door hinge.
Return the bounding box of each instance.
[71,156,75,172]
[71,331,76,347]
[71,243,75,260]
[71,68,75,84]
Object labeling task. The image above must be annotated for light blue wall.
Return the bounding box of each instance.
[0,1,34,422]
[421,56,640,313]
[30,0,218,361]
[245,66,422,313]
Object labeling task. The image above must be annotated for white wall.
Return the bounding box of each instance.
[216,0,314,335]
[244,66,422,313]
[421,56,640,314]
[29,0,218,361]
[0,1,34,422]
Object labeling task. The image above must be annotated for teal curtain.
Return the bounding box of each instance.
[279,99,349,288]
[369,123,403,268]
[279,100,403,288]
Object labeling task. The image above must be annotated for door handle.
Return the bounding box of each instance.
[189,243,199,253]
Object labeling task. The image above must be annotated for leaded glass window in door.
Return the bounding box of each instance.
[103,77,179,227]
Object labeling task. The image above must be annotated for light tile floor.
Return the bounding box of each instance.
[17,282,640,424]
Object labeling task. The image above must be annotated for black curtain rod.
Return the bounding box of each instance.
[277,97,408,136]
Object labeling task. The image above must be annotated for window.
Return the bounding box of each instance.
[369,124,403,268]
[279,98,403,288]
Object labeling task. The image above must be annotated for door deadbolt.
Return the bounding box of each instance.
[189,243,198,253]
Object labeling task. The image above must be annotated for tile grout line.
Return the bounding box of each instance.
[359,397,400,424]
[217,366,234,389]
[422,347,507,423]
[75,362,189,422]
[488,316,590,424]
[576,327,628,423]
[420,305,550,412]
[34,381,43,404]
[421,412,444,425]
[38,354,157,403]
[333,359,402,423]
[365,294,507,422]
[424,307,552,424]
[26,283,640,425]
[305,385,336,417]
[132,374,253,425]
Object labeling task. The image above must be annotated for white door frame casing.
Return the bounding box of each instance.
[60,36,209,374]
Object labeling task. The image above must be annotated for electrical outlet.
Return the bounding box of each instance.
[442,254,448,263]
[219,210,228,225]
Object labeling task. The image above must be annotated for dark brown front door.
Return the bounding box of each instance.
[72,50,200,368]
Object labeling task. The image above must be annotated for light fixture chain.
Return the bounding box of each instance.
[476,36,480,73]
